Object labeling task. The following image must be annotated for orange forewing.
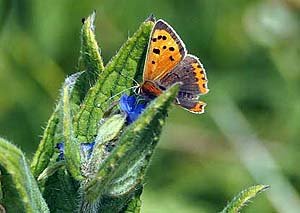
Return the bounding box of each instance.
[143,20,186,81]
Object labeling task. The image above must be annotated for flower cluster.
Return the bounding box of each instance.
[80,141,96,159]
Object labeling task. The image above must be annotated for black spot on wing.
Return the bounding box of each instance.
[159,55,205,95]
[154,20,186,56]
[169,47,175,51]
[153,48,160,55]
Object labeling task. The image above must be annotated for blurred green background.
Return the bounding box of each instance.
[1,0,300,212]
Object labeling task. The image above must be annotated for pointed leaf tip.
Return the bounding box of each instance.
[87,11,96,32]
[80,11,104,73]
[221,184,269,213]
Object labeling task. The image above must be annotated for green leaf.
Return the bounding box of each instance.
[43,169,80,213]
[0,170,3,200]
[30,106,60,178]
[0,138,49,212]
[121,188,143,213]
[37,161,65,182]
[83,84,179,205]
[100,157,146,213]
[74,17,155,143]
[62,74,84,181]
[79,11,104,78]
[74,11,105,103]
[0,165,24,212]
[106,155,147,197]
[31,72,84,178]
[82,114,126,177]
[221,185,269,213]
[84,191,140,213]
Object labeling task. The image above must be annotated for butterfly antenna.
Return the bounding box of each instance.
[101,85,139,106]
[96,71,141,110]
[119,71,140,88]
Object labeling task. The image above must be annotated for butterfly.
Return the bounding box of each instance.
[139,19,209,113]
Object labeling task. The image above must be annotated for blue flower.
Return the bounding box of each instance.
[55,142,65,160]
[119,94,147,124]
[55,141,96,160]
[80,141,96,159]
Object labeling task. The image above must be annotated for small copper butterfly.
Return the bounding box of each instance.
[139,19,209,113]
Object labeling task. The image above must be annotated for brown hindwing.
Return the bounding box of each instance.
[160,54,209,96]
[176,98,206,114]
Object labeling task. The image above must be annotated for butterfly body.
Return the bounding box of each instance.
[140,19,209,114]
[140,80,165,99]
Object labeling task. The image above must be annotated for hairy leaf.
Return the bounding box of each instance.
[31,72,84,178]
[62,74,84,181]
[43,169,80,213]
[75,11,105,103]
[31,106,60,178]
[121,188,143,213]
[221,185,269,213]
[0,138,49,212]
